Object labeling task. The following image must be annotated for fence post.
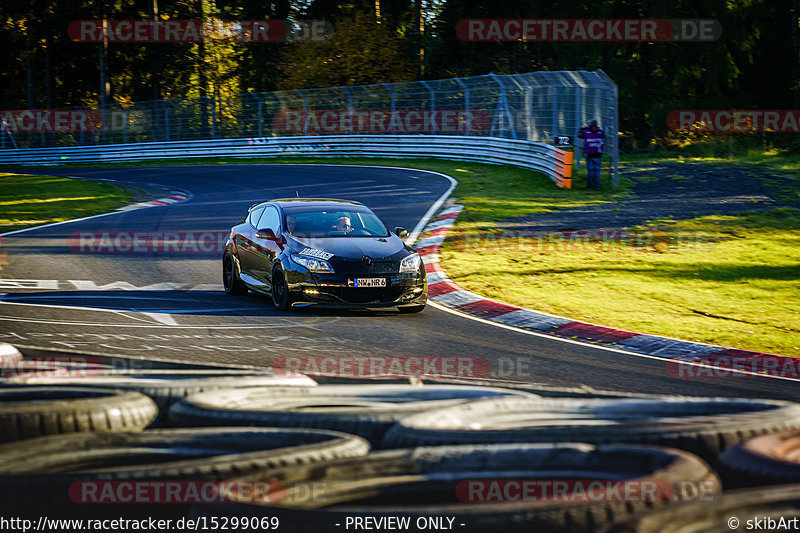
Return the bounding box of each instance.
[163,102,170,141]
[550,86,557,142]
[74,106,85,145]
[209,98,216,139]
[506,74,527,140]
[612,83,619,189]
[574,86,582,169]
[488,73,516,139]
[525,86,534,141]
[295,89,308,136]
[420,80,435,134]
[381,83,397,134]
[454,77,470,135]
[341,86,353,134]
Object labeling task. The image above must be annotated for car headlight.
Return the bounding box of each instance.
[291,254,334,273]
[399,253,421,273]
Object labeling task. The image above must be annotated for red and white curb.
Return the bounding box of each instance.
[416,203,799,380]
[107,180,191,212]
[1,178,192,238]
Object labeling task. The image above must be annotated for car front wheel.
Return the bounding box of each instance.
[223,253,248,295]
[271,269,294,311]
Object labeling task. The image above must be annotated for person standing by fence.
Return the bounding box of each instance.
[578,120,604,189]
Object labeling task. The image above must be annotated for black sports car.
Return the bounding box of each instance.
[222,198,427,312]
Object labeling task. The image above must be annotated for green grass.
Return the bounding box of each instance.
[441,208,800,356]
[0,173,134,233]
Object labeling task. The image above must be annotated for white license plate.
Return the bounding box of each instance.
[353,278,386,287]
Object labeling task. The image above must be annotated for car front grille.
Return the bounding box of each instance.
[333,261,399,275]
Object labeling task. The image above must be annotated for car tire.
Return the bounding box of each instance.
[272,268,294,311]
[717,429,800,488]
[223,252,248,295]
[380,396,800,462]
[168,384,536,447]
[604,484,800,533]
[2,371,315,415]
[192,443,720,533]
[0,387,158,443]
[398,305,425,314]
[0,427,370,518]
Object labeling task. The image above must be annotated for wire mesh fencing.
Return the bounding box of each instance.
[1,69,618,179]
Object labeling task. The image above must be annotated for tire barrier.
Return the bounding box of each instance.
[380,396,800,462]
[717,429,800,488]
[192,443,720,533]
[0,427,369,518]
[3,370,316,411]
[0,387,158,443]
[604,483,800,533]
[3,342,800,529]
[169,384,537,447]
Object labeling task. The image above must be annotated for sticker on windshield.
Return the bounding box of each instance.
[299,247,334,260]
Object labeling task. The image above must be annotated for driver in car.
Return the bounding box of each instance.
[334,216,354,234]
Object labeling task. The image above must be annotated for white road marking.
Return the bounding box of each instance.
[0,314,315,329]
[0,279,223,292]
[141,312,179,326]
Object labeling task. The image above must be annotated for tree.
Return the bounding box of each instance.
[278,10,415,89]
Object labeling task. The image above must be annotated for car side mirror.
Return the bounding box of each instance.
[256,228,276,240]
[394,227,409,238]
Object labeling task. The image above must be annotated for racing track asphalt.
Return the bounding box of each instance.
[0,164,797,400]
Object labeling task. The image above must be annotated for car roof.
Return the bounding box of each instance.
[250,198,367,211]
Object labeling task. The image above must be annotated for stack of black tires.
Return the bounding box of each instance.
[1,343,799,533]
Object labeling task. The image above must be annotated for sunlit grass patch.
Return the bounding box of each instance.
[0,173,133,232]
[442,208,800,356]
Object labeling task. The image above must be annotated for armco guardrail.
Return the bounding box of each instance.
[0,135,575,188]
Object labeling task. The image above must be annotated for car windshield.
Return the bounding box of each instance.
[283,208,390,238]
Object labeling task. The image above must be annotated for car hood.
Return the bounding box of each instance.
[286,235,409,261]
